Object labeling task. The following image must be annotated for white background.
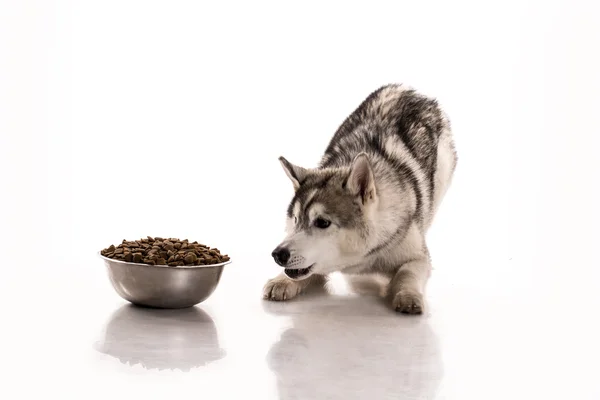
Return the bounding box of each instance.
[1,1,599,399]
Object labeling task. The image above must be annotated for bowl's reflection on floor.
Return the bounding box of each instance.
[94,305,225,372]
[263,275,443,400]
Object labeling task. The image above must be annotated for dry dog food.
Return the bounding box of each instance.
[100,237,230,266]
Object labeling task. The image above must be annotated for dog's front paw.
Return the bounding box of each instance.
[263,278,302,301]
[392,290,424,314]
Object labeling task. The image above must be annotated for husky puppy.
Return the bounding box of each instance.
[263,84,457,314]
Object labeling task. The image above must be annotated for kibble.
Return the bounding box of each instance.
[100,237,230,267]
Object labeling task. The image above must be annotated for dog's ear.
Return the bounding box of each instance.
[346,153,376,205]
[279,156,307,191]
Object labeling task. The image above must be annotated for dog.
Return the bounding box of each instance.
[263,84,457,314]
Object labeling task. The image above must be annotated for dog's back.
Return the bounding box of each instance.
[320,84,457,231]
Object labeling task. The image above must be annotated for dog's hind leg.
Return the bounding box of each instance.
[263,273,326,301]
[388,256,431,315]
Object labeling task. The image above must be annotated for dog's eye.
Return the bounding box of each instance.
[294,216,298,224]
[314,217,331,229]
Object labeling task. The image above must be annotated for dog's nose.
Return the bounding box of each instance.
[271,247,291,266]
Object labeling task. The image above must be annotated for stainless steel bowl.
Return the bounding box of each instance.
[99,254,231,309]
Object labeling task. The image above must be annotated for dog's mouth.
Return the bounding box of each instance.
[284,264,314,280]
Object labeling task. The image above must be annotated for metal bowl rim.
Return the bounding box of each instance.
[98,252,232,269]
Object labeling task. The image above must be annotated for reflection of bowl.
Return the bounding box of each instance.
[99,253,231,308]
[94,305,225,371]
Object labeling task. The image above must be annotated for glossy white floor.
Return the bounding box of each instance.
[2,1,600,399]
[5,250,600,400]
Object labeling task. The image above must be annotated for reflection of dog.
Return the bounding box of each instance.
[94,305,225,371]
[264,292,443,400]
[265,84,457,314]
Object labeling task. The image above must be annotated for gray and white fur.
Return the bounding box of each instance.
[264,84,457,314]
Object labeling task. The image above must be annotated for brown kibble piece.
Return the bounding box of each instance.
[184,253,197,264]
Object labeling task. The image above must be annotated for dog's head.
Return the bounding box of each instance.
[271,153,379,280]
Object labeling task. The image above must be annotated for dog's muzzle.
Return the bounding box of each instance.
[271,247,313,280]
